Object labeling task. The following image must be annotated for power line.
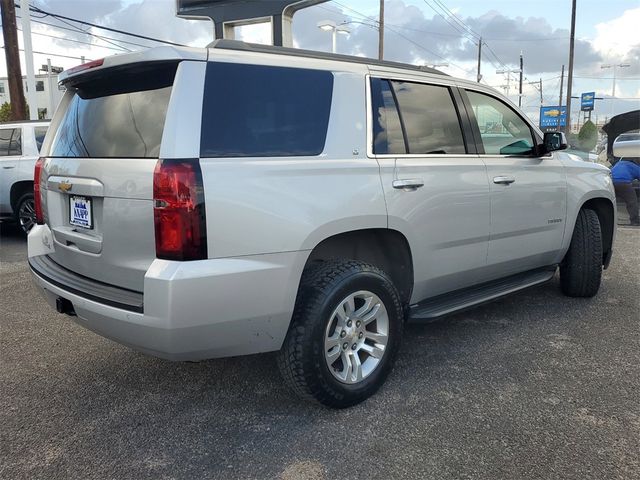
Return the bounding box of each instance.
[16,3,186,47]
[0,45,92,61]
[17,25,128,52]
[18,15,155,49]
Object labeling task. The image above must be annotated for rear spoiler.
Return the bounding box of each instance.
[58,46,208,85]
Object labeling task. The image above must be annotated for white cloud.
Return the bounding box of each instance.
[593,7,640,61]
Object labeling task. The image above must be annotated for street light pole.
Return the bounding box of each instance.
[378,0,384,60]
[565,0,576,134]
[601,63,631,119]
[20,0,38,120]
[317,20,350,54]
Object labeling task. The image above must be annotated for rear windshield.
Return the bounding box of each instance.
[46,62,177,158]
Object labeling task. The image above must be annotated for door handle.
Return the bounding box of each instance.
[393,179,424,190]
[493,175,515,185]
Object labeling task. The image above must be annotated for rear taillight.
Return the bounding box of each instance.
[153,159,207,261]
[34,157,45,225]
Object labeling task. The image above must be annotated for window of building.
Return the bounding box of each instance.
[200,63,334,157]
[36,81,45,92]
[466,90,535,155]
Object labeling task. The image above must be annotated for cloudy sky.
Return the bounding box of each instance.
[2,0,639,123]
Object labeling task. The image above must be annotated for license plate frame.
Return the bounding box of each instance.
[69,195,93,229]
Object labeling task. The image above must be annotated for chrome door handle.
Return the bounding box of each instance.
[393,179,424,190]
[493,176,515,185]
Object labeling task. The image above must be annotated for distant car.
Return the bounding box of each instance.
[0,120,50,234]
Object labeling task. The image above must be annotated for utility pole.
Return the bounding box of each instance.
[528,78,543,105]
[378,0,384,60]
[476,37,482,82]
[0,0,28,120]
[518,52,523,107]
[557,65,565,131]
[20,0,38,120]
[565,0,576,134]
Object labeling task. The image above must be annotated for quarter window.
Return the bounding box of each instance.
[0,128,22,156]
[200,63,334,158]
[466,91,535,155]
[390,81,466,155]
[34,126,48,152]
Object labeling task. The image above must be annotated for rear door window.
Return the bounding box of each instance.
[0,128,22,156]
[390,81,466,155]
[46,62,177,158]
[370,78,406,155]
[200,63,334,157]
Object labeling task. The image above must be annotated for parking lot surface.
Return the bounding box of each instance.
[1,223,639,480]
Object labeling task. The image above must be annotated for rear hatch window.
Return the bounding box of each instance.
[46,61,178,158]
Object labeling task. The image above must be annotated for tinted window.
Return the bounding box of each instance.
[466,91,535,155]
[390,81,466,154]
[0,128,22,156]
[371,78,406,155]
[34,126,48,152]
[201,63,333,157]
[47,62,177,158]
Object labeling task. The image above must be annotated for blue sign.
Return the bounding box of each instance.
[539,106,566,131]
[581,92,595,111]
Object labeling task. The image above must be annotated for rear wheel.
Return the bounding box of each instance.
[277,260,403,408]
[560,208,603,297]
[15,192,36,235]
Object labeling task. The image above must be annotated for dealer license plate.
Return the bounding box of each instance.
[69,196,93,229]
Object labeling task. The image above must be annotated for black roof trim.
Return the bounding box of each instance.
[208,39,447,76]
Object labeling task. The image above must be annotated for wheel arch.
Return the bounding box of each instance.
[10,181,34,213]
[303,228,414,306]
[580,197,615,268]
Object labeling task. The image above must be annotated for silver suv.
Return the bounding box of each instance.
[0,120,49,233]
[28,41,616,407]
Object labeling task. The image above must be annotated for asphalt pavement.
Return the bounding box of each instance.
[1,222,639,480]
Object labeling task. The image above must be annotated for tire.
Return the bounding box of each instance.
[15,192,36,235]
[277,260,403,408]
[560,208,603,297]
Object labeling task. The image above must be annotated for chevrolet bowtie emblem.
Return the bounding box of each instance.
[58,181,72,193]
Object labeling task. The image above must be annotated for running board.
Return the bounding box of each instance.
[408,267,556,323]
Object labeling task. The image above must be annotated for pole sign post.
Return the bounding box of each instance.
[539,106,567,132]
[580,92,595,111]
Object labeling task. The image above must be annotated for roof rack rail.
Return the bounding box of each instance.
[207,39,447,76]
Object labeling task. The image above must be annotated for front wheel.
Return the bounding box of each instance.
[560,208,603,297]
[277,260,403,408]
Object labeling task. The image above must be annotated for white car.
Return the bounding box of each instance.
[28,42,616,407]
[0,120,50,233]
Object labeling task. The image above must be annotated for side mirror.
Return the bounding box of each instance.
[543,131,568,154]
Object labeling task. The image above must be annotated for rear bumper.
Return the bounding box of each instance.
[29,252,307,361]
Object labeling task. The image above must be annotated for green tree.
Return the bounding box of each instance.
[0,102,12,122]
[0,102,30,122]
[578,120,598,152]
